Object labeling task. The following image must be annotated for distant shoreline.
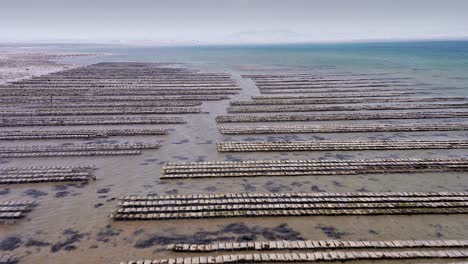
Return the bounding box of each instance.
[0,50,100,84]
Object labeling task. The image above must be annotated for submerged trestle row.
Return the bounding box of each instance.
[216,111,468,123]
[227,103,468,113]
[161,158,468,179]
[0,200,36,220]
[0,254,16,264]
[0,143,160,158]
[257,87,424,94]
[218,123,468,134]
[112,192,468,220]
[0,128,167,140]
[169,239,468,252]
[8,100,203,108]
[0,95,230,104]
[0,166,95,184]
[0,116,185,127]
[251,92,416,99]
[230,97,466,105]
[121,250,468,264]
[0,107,202,116]
[217,140,468,152]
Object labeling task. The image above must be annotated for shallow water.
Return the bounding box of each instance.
[0,42,468,263]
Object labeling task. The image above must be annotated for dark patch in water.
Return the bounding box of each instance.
[310,185,326,192]
[260,224,303,241]
[50,229,87,253]
[172,155,189,161]
[133,229,145,236]
[242,181,256,192]
[195,156,208,162]
[356,187,369,192]
[0,236,22,251]
[243,137,263,142]
[94,203,104,208]
[290,182,302,187]
[431,133,448,137]
[335,154,354,160]
[172,139,190,145]
[23,189,48,198]
[197,140,213,145]
[96,225,121,243]
[134,223,302,248]
[97,188,110,194]
[204,186,217,192]
[25,239,50,247]
[308,136,326,140]
[316,225,348,239]
[0,188,10,195]
[225,155,243,161]
[433,224,444,238]
[369,229,379,235]
[292,153,307,157]
[264,181,291,193]
[53,185,68,191]
[165,189,178,195]
[55,191,70,198]
[332,181,345,187]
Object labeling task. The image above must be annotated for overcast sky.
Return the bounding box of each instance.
[1,0,468,44]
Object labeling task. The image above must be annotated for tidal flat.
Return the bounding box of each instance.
[0,43,468,263]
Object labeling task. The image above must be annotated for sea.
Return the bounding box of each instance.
[52,40,468,94]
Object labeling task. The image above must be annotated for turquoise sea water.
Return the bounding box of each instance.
[51,40,468,93]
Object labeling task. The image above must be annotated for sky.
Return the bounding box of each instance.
[1,0,468,44]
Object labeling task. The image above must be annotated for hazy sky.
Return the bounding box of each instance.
[1,0,468,44]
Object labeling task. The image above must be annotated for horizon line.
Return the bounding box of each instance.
[1,37,468,48]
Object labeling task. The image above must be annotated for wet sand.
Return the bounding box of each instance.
[0,49,98,84]
[0,55,467,264]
